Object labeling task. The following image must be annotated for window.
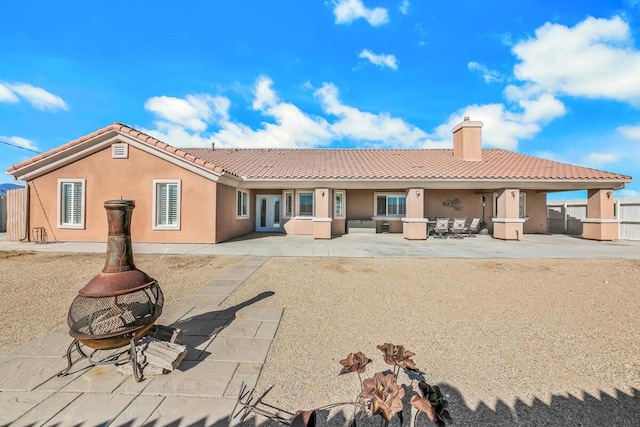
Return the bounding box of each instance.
[153,180,181,230]
[335,191,344,218]
[519,193,527,218]
[284,191,293,217]
[492,191,527,218]
[111,143,128,159]
[237,190,249,218]
[58,179,85,229]
[375,194,406,217]
[298,192,314,216]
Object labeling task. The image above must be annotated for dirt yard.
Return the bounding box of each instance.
[0,251,239,353]
[222,257,640,421]
[1,252,639,424]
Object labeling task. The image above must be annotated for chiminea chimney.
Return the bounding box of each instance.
[452,116,483,161]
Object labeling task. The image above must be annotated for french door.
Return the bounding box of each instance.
[255,195,282,232]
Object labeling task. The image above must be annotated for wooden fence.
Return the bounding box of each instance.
[547,198,640,241]
[0,194,6,233]
[6,187,28,241]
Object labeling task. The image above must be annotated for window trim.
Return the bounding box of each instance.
[283,190,293,218]
[334,190,345,218]
[152,179,181,231]
[374,192,407,217]
[297,191,315,217]
[236,189,249,219]
[57,178,86,229]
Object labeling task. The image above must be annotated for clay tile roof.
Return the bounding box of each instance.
[6,122,230,177]
[6,123,632,184]
[182,148,631,181]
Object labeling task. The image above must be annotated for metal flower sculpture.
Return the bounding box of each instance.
[359,372,405,421]
[410,381,452,427]
[339,351,372,375]
[232,343,453,426]
[376,343,417,371]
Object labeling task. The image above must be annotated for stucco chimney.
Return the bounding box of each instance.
[452,117,483,161]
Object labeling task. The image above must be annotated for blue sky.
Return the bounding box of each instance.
[1,0,639,199]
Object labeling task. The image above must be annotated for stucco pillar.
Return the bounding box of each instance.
[582,189,619,241]
[402,188,427,240]
[312,188,332,239]
[492,189,525,240]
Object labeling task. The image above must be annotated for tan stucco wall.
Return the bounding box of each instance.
[28,144,217,243]
[215,184,254,243]
[424,189,485,224]
[523,192,547,234]
[346,190,375,219]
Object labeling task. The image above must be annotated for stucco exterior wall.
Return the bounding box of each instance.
[346,190,375,219]
[424,190,486,226]
[27,143,217,243]
[523,192,547,233]
[215,184,254,243]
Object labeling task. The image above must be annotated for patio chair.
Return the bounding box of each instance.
[450,217,467,238]
[433,217,450,238]
[465,217,481,237]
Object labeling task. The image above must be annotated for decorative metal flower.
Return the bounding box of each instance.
[376,343,417,370]
[410,381,452,426]
[359,372,405,421]
[339,352,372,375]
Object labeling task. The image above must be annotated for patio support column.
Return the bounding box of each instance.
[312,188,332,239]
[492,188,525,240]
[582,189,619,240]
[403,188,427,240]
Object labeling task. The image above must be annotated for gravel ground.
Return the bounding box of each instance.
[223,257,640,425]
[2,253,639,424]
[0,251,240,354]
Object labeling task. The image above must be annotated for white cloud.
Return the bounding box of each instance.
[586,153,619,164]
[144,94,229,132]
[399,0,409,15]
[314,83,426,146]
[145,77,333,149]
[5,83,68,111]
[0,83,19,103]
[617,189,640,198]
[332,0,389,26]
[252,76,278,110]
[358,49,398,70]
[0,135,39,151]
[617,124,640,140]
[467,61,503,83]
[512,16,640,104]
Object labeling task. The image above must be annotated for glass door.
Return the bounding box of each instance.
[255,195,283,232]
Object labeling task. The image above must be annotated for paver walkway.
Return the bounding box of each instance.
[0,256,281,427]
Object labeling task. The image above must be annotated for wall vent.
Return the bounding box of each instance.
[112,143,128,159]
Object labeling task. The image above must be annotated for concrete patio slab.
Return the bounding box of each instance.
[141,360,238,397]
[0,390,54,425]
[0,357,67,391]
[9,391,80,427]
[142,396,237,427]
[194,285,241,296]
[8,332,75,358]
[217,319,263,338]
[255,320,280,340]
[43,393,136,426]
[236,306,285,322]
[206,336,273,363]
[61,364,127,393]
[108,395,164,426]
[224,362,263,399]
[177,294,228,306]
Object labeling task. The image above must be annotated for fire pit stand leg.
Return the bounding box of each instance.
[129,334,143,382]
[57,336,143,382]
[58,339,88,377]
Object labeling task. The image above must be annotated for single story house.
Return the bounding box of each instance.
[5,118,631,243]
